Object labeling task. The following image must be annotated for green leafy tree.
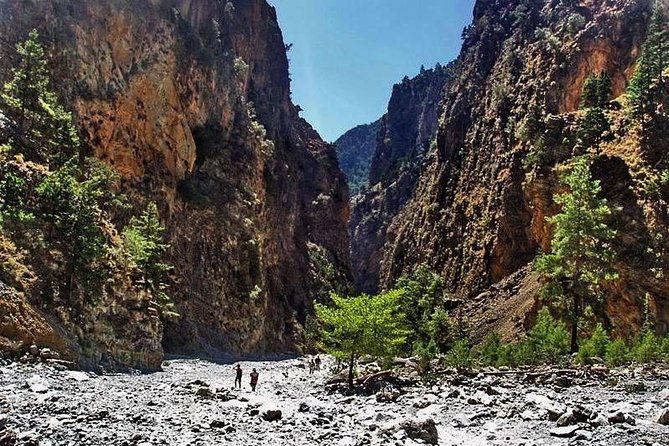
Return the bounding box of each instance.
[122,203,176,316]
[315,290,410,388]
[0,30,79,166]
[582,72,612,109]
[36,158,118,300]
[395,265,452,354]
[628,4,669,129]
[534,156,618,352]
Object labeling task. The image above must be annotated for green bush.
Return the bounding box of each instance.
[526,308,571,365]
[632,330,661,363]
[444,339,473,370]
[577,323,609,364]
[414,339,439,372]
[396,265,453,354]
[494,344,516,368]
[427,307,453,352]
[661,337,669,355]
[604,339,629,366]
[479,332,502,366]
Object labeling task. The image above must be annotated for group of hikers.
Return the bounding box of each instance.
[234,364,259,391]
[308,355,322,374]
[232,356,322,391]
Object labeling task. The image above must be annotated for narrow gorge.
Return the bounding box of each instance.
[1,0,669,444]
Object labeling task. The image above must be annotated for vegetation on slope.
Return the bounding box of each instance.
[0,30,175,366]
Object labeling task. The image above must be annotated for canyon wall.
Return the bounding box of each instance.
[348,65,451,293]
[0,0,350,364]
[381,0,669,338]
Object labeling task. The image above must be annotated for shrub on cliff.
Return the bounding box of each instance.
[535,156,618,353]
[315,290,410,388]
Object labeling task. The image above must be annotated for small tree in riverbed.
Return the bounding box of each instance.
[534,156,618,353]
[314,290,410,388]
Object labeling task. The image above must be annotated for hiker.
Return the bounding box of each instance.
[309,359,315,375]
[314,355,322,371]
[250,368,259,391]
[234,364,243,389]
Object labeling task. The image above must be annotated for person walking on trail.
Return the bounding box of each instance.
[250,368,259,392]
[309,359,315,375]
[315,356,322,371]
[234,364,243,389]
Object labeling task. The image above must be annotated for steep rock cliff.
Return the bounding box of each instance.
[334,120,381,197]
[349,65,451,293]
[382,0,669,338]
[0,0,350,361]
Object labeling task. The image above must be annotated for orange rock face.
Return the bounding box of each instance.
[381,0,668,338]
[0,0,350,360]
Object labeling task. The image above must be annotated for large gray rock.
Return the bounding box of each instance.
[400,418,439,445]
[525,393,566,421]
[608,411,635,425]
[655,408,669,425]
[25,376,49,394]
[549,426,579,438]
[261,405,283,422]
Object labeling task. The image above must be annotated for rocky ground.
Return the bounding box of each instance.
[0,356,668,446]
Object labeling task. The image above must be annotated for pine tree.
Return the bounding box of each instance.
[628,4,669,127]
[123,203,176,316]
[395,265,453,353]
[578,107,611,148]
[582,72,612,109]
[534,156,618,352]
[36,158,118,300]
[0,29,79,167]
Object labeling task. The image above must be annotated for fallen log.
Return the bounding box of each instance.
[358,370,393,385]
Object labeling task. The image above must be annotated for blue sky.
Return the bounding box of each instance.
[269,0,476,142]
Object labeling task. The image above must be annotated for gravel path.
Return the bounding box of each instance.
[0,358,668,445]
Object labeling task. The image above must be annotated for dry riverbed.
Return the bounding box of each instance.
[0,357,668,445]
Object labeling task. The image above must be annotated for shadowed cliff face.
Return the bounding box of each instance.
[381,0,669,338]
[0,0,350,359]
[335,121,381,197]
[347,66,451,293]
